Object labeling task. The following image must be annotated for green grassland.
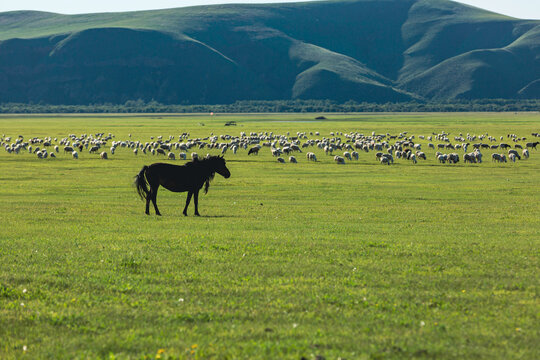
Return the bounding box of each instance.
[0,113,539,359]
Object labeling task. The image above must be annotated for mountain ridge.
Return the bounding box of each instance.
[0,0,539,104]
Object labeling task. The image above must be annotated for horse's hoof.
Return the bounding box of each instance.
[156,213,162,216]
[183,212,188,216]
[195,213,200,217]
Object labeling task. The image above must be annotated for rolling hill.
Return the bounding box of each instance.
[0,0,539,105]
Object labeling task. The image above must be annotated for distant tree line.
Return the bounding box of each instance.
[0,99,539,114]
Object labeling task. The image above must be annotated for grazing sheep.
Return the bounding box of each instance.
[381,153,394,164]
[463,153,476,163]
[89,145,99,153]
[508,149,521,160]
[72,151,78,159]
[306,152,317,161]
[290,144,302,152]
[416,151,426,160]
[36,151,43,159]
[351,151,359,160]
[179,152,187,160]
[437,154,447,164]
[410,154,417,164]
[100,151,108,159]
[168,152,175,160]
[133,148,138,155]
[522,149,529,159]
[343,151,352,160]
[54,145,59,152]
[473,150,483,163]
[447,153,459,164]
[156,148,166,156]
[525,141,539,149]
[248,146,260,155]
[380,156,390,165]
[509,153,517,162]
[492,153,507,163]
[289,156,297,163]
[324,145,333,155]
[191,152,199,160]
[50,153,56,158]
[277,157,285,163]
[63,146,74,153]
[334,155,345,164]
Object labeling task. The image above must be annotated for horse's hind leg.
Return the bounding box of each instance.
[183,191,193,216]
[145,196,151,215]
[150,185,161,216]
[193,189,200,216]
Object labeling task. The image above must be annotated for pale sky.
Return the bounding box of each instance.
[0,0,539,20]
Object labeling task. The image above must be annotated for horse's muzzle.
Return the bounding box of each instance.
[219,169,231,178]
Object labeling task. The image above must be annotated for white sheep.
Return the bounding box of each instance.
[289,156,297,163]
[306,152,317,161]
[72,151,78,159]
[334,155,345,164]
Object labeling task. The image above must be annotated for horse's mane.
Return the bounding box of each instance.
[185,156,223,194]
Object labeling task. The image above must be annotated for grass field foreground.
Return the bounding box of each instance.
[0,113,539,359]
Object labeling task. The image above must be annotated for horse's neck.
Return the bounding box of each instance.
[196,162,215,179]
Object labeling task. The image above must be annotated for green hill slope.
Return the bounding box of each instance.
[0,0,538,104]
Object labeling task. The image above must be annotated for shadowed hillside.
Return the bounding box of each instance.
[0,0,538,104]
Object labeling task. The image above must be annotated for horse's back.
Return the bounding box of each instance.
[147,162,192,192]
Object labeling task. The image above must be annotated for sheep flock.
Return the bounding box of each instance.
[2,130,538,166]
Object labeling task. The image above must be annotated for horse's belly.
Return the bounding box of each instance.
[161,180,188,192]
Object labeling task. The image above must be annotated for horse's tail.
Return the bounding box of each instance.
[134,165,150,201]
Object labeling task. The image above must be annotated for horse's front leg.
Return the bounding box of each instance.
[193,189,200,216]
[183,191,193,216]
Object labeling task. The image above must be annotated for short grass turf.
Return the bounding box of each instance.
[0,112,539,359]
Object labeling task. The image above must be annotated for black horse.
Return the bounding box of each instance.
[134,155,230,216]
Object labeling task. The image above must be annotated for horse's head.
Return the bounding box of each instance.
[214,156,231,178]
